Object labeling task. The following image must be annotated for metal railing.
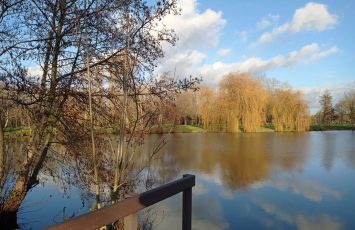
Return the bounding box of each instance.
[44,174,195,230]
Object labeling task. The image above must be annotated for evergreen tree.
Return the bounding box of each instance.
[319,90,335,124]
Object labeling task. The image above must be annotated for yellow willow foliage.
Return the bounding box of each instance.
[176,91,198,121]
[197,87,216,130]
[219,73,268,132]
[270,89,311,131]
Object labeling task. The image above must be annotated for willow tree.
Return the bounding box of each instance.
[218,73,268,132]
[176,91,198,125]
[198,86,217,130]
[269,89,310,131]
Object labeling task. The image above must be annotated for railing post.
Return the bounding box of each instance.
[182,174,192,230]
[44,174,195,230]
[124,212,138,230]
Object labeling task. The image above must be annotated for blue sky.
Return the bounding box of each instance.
[155,0,355,113]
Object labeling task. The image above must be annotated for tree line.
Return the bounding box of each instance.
[161,73,312,132]
[314,90,355,125]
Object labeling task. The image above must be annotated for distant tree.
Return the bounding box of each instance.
[197,86,217,130]
[197,74,310,132]
[219,73,268,132]
[335,90,355,124]
[345,91,355,125]
[312,111,323,124]
[176,91,198,125]
[335,100,347,123]
[269,89,311,131]
[319,90,335,124]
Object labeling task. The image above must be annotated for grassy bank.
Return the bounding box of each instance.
[5,124,354,136]
[150,124,206,134]
[309,124,355,131]
[150,124,274,133]
[4,127,32,136]
[169,124,354,133]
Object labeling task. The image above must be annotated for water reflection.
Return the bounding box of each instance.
[152,133,309,190]
[149,193,229,230]
[147,132,355,230]
[9,131,355,229]
[267,175,341,202]
[255,200,342,230]
[321,132,337,171]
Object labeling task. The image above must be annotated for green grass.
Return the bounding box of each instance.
[256,126,274,132]
[263,124,275,130]
[174,125,206,133]
[7,123,352,137]
[150,124,174,134]
[310,123,355,131]
[149,124,206,133]
[4,127,32,136]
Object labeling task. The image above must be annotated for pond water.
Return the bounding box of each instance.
[18,131,355,229]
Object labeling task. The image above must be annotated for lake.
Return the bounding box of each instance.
[18,131,355,229]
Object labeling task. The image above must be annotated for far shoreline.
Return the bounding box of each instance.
[4,124,354,136]
[150,124,355,134]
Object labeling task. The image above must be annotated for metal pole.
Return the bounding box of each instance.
[182,174,192,230]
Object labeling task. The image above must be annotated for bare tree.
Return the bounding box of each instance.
[0,0,200,221]
[335,90,355,126]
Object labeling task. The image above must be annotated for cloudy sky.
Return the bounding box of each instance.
[155,0,355,113]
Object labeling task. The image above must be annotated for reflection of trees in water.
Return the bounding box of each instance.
[321,133,336,171]
[0,137,25,228]
[142,193,229,230]
[315,131,355,171]
[0,132,313,227]
[268,133,308,171]
[1,135,165,228]
[0,138,86,228]
[345,144,355,169]
[340,132,355,170]
[150,133,308,191]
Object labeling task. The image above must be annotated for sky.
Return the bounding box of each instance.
[154,0,355,113]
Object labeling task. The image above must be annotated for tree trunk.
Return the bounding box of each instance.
[0,211,19,229]
[113,10,130,196]
[0,113,4,180]
[2,124,50,213]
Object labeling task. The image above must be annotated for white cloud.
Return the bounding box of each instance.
[152,194,229,230]
[257,14,280,29]
[154,0,226,78]
[219,189,234,200]
[255,2,338,45]
[236,31,248,43]
[28,65,43,77]
[257,201,342,230]
[199,43,338,86]
[269,176,341,202]
[291,2,338,32]
[217,48,231,57]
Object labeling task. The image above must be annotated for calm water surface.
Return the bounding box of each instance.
[18,131,355,229]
